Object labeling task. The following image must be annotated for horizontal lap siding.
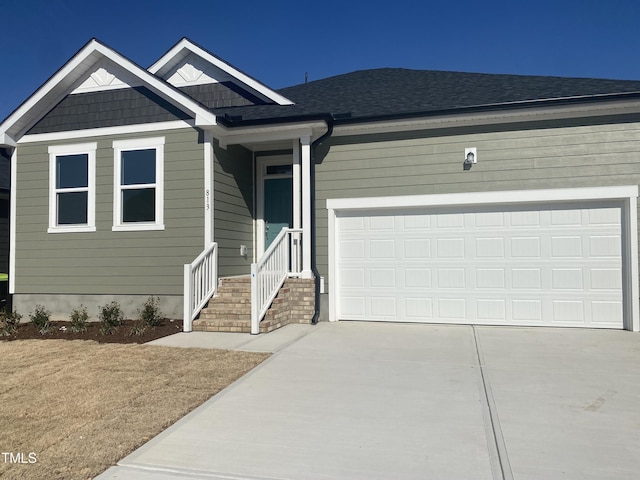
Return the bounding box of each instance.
[214,144,253,277]
[15,128,204,295]
[315,122,640,292]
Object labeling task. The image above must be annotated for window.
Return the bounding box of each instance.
[113,137,164,231]
[48,143,96,233]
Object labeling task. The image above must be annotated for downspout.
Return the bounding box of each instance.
[310,115,334,324]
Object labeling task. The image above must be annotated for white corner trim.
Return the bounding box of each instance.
[327,207,337,322]
[204,132,214,246]
[9,149,16,294]
[20,120,194,144]
[326,185,639,211]
[627,195,640,332]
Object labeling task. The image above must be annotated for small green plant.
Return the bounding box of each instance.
[30,305,52,335]
[129,320,147,336]
[139,296,163,327]
[98,301,124,335]
[0,309,22,336]
[69,305,89,333]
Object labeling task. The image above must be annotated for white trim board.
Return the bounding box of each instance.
[19,120,195,144]
[327,185,640,331]
[326,185,639,211]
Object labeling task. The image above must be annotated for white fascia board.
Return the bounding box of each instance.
[327,185,639,212]
[0,39,217,144]
[149,39,294,106]
[332,97,640,138]
[0,42,101,143]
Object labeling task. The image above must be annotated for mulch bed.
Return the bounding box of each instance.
[0,319,183,344]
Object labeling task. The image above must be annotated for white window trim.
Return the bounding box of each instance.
[48,142,97,233]
[112,137,165,231]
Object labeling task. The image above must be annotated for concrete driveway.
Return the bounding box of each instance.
[97,322,640,480]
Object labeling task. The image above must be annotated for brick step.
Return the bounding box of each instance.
[193,277,315,334]
[200,307,251,318]
[206,296,252,305]
[218,276,251,284]
[193,319,252,333]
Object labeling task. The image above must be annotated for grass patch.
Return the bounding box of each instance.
[0,340,269,479]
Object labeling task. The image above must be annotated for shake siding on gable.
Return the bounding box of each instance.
[14,128,204,296]
[315,121,640,292]
[213,144,254,277]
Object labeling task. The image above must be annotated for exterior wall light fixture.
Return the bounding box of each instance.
[464,147,477,165]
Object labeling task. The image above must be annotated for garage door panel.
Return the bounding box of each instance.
[336,203,624,328]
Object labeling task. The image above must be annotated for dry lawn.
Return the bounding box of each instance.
[0,340,269,479]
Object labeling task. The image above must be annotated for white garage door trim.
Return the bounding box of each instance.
[327,186,639,331]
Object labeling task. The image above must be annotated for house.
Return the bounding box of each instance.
[1,37,640,332]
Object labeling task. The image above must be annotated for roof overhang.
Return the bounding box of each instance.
[331,95,640,138]
[0,38,218,147]
[209,120,329,150]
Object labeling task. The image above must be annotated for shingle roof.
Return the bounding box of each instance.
[212,68,640,125]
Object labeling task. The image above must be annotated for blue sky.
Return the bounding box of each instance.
[1,0,639,121]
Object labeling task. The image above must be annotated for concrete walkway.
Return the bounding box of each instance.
[96,322,640,480]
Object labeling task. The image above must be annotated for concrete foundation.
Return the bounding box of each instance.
[12,293,183,322]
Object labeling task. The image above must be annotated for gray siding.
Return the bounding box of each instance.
[15,128,204,296]
[27,87,191,134]
[214,143,254,276]
[179,83,268,108]
[315,121,640,291]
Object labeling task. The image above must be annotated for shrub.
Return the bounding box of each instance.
[30,305,52,335]
[0,309,22,336]
[129,320,147,336]
[69,305,89,333]
[98,301,124,335]
[139,296,163,327]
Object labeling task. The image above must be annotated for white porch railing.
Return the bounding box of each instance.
[251,228,303,334]
[183,242,218,332]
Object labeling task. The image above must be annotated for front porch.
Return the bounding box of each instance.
[183,132,323,334]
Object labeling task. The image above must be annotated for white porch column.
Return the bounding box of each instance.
[292,139,301,230]
[300,136,313,278]
[204,132,215,246]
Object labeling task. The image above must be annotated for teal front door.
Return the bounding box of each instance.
[264,177,293,248]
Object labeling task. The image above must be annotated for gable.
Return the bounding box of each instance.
[149,39,294,106]
[0,39,217,147]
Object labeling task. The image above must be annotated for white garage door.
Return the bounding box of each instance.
[336,202,624,328]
